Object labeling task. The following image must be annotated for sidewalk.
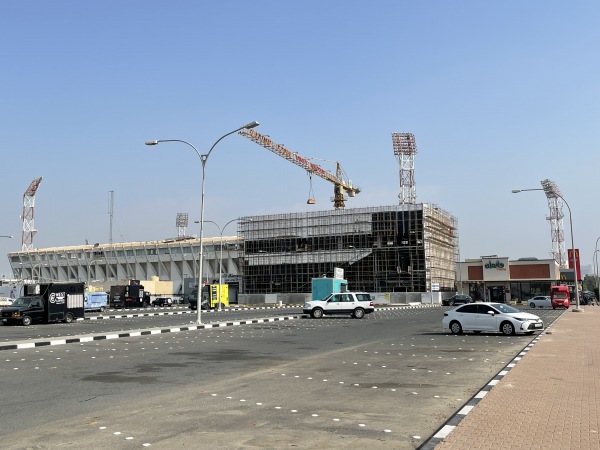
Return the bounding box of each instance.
[431,307,600,449]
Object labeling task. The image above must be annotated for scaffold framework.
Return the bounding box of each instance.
[240,204,457,294]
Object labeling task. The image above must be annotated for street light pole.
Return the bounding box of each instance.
[595,237,600,301]
[146,121,259,324]
[512,188,582,311]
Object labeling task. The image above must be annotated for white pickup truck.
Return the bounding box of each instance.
[303,292,375,319]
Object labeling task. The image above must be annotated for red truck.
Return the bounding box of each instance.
[550,285,570,309]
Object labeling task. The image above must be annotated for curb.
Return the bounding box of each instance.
[0,315,301,351]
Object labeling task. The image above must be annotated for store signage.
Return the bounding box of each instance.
[484,260,506,270]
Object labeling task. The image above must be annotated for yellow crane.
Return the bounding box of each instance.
[238,128,360,209]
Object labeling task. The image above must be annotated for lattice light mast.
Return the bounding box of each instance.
[392,133,417,205]
[176,212,189,238]
[21,177,43,251]
[541,179,567,267]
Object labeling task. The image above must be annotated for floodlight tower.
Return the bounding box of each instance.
[176,213,189,238]
[21,177,43,251]
[541,179,567,267]
[392,133,417,204]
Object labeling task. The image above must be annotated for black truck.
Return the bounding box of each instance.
[1,282,85,326]
[110,280,150,308]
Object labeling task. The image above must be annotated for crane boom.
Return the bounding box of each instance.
[238,128,360,209]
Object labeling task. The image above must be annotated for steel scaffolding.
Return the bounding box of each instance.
[240,204,457,294]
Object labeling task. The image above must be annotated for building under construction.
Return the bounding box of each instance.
[241,204,457,294]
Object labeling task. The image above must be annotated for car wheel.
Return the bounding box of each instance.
[311,308,323,319]
[100,306,106,313]
[449,321,462,335]
[22,315,32,326]
[529,302,536,308]
[64,313,74,323]
[501,321,515,335]
[353,308,365,319]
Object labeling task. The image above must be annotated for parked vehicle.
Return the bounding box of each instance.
[189,284,229,310]
[581,291,596,305]
[110,281,150,308]
[1,283,84,326]
[528,295,551,308]
[0,296,14,308]
[151,297,173,307]
[84,292,108,312]
[442,294,473,306]
[442,302,544,335]
[303,292,374,319]
[550,285,570,309]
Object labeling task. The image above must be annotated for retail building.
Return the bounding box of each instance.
[457,256,561,303]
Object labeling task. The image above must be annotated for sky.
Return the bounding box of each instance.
[1,1,599,278]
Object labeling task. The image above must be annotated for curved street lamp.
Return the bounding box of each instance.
[146,121,259,324]
[594,237,600,301]
[512,188,581,311]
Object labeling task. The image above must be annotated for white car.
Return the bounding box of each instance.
[528,295,551,308]
[0,297,14,308]
[442,302,544,336]
[303,292,375,319]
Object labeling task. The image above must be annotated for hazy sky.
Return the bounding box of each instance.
[1,1,599,277]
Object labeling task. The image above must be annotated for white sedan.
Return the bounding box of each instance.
[528,295,551,308]
[442,302,544,336]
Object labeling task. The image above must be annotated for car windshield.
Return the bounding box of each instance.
[11,297,35,307]
[492,303,519,314]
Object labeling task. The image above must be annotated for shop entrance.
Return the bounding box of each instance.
[488,285,505,303]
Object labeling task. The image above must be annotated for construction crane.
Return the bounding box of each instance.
[239,129,360,209]
[21,177,43,251]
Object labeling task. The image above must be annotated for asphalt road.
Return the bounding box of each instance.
[0,306,563,449]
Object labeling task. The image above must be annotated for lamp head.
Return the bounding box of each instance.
[243,121,260,129]
[511,189,521,193]
[145,140,159,146]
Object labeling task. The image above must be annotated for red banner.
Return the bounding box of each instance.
[567,248,582,281]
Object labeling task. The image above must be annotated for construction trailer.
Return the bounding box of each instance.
[311,277,348,301]
[240,204,458,294]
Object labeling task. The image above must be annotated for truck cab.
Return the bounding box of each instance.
[1,296,46,325]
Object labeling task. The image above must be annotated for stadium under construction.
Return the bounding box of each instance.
[6,131,460,302]
[7,204,458,300]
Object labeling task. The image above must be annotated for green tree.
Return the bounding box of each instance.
[582,274,599,298]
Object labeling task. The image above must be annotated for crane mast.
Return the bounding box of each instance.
[238,128,359,209]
